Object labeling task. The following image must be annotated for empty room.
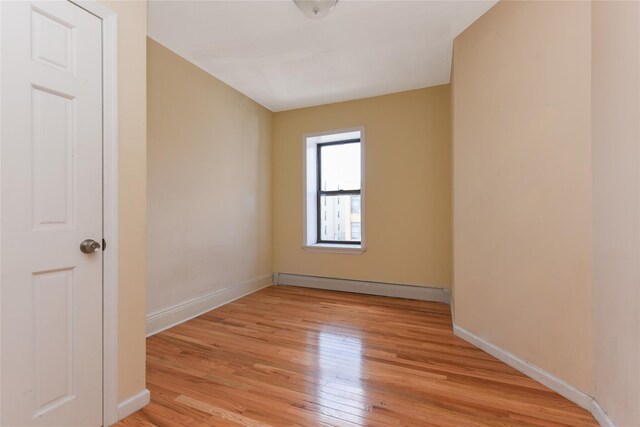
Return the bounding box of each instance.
[0,0,639,426]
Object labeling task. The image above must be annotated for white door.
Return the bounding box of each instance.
[1,1,104,426]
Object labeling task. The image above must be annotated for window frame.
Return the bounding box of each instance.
[302,127,366,255]
[316,139,362,245]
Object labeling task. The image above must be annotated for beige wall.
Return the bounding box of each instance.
[592,1,640,425]
[107,1,640,417]
[452,1,594,393]
[146,39,272,315]
[273,86,452,287]
[97,1,148,402]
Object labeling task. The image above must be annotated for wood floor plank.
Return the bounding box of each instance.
[116,286,597,426]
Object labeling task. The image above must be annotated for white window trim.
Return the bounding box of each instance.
[302,126,366,255]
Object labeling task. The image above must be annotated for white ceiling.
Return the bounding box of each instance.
[148,0,496,112]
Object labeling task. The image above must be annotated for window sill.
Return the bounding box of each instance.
[303,244,366,255]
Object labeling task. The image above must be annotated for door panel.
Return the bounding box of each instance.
[1,1,103,426]
[32,6,76,74]
[33,268,76,415]
[32,85,77,229]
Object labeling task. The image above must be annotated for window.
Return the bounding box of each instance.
[350,195,360,214]
[303,128,365,254]
[351,222,361,240]
[318,140,361,244]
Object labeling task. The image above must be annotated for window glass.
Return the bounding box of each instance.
[351,222,361,240]
[319,195,361,242]
[319,143,361,191]
[350,195,361,214]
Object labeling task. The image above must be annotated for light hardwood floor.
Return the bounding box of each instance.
[117,286,597,426]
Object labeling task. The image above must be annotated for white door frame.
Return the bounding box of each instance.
[0,1,120,425]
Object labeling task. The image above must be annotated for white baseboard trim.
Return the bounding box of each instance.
[590,399,617,427]
[117,388,150,421]
[452,323,593,410]
[453,322,619,427]
[275,273,451,304]
[146,274,273,336]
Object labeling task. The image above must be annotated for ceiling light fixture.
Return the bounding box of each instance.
[293,0,339,19]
